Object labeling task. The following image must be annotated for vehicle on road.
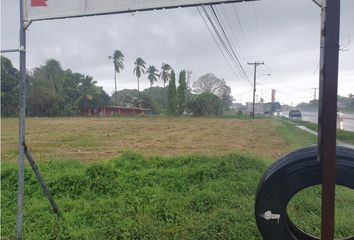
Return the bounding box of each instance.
[289,110,302,119]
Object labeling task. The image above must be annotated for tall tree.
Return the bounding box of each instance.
[1,56,20,116]
[188,92,223,116]
[146,65,159,87]
[75,76,109,109]
[160,63,172,88]
[27,59,65,116]
[26,59,110,116]
[177,70,187,115]
[167,70,177,115]
[193,73,234,110]
[133,57,146,92]
[110,50,124,104]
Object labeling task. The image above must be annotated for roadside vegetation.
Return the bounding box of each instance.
[2,54,353,239]
[2,151,353,239]
[290,119,354,145]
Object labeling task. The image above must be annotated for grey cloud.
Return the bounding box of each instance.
[1,0,353,104]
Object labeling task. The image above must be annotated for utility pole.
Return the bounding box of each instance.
[248,61,264,118]
[313,87,319,100]
[317,0,340,239]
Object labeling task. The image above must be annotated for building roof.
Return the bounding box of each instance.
[104,106,151,111]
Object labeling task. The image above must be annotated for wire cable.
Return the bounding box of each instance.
[196,6,249,88]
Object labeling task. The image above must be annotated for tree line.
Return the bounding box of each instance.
[1,56,110,116]
[1,55,234,117]
[296,95,354,113]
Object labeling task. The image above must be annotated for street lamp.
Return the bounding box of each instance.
[257,73,271,78]
[108,55,117,105]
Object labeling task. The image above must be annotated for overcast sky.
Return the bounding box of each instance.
[1,0,353,105]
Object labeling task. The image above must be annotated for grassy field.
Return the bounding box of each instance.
[1,117,316,163]
[1,117,353,239]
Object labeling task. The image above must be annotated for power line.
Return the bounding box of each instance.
[219,5,246,62]
[196,7,249,88]
[197,7,248,87]
[232,4,254,58]
[252,2,264,58]
[200,6,252,87]
[209,5,251,85]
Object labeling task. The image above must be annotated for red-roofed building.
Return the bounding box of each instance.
[81,106,152,117]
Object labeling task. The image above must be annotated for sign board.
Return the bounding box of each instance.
[24,0,254,21]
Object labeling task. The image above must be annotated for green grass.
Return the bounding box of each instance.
[290,119,354,145]
[274,120,317,149]
[2,152,353,239]
[288,185,354,238]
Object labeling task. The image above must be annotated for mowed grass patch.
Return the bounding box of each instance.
[1,117,316,162]
[2,152,353,239]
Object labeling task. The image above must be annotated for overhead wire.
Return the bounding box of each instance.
[209,5,249,81]
[196,6,247,87]
[219,5,246,62]
[232,4,254,58]
[199,5,251,87]
[208,5,252,86]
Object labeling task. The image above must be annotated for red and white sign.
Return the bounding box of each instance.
[31,0,47,7]
[24,0,254,21]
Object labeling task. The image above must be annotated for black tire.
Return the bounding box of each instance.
[255,145,354,240]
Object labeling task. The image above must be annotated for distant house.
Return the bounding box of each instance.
[246,102,264,114]
[231,103,247,113]
[263,102,281,114]
[245,102,281,115]
[81,106,152,117]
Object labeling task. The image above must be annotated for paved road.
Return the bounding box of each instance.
[283,111,354,132]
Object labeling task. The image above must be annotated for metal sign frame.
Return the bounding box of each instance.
[23,0,256,22]
[12,0,340,239]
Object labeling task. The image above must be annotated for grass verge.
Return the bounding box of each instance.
[2,152,353,239]
[289,119,354,145]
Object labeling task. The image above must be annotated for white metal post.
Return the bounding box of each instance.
[16,0,27,238]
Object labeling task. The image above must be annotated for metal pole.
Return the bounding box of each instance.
[0,49,21,53]
[23,144,61,217]
[16,0,27,238]
[318,0,340,239]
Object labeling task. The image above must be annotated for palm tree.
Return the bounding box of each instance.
[160,63,172,88]
[146,65,159,88]
[133,57,146,92]
[75,76,99,110]
[108,50,124,105]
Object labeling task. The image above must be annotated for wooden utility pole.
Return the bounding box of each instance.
[317,0,340,239]
[248,61,264,118]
